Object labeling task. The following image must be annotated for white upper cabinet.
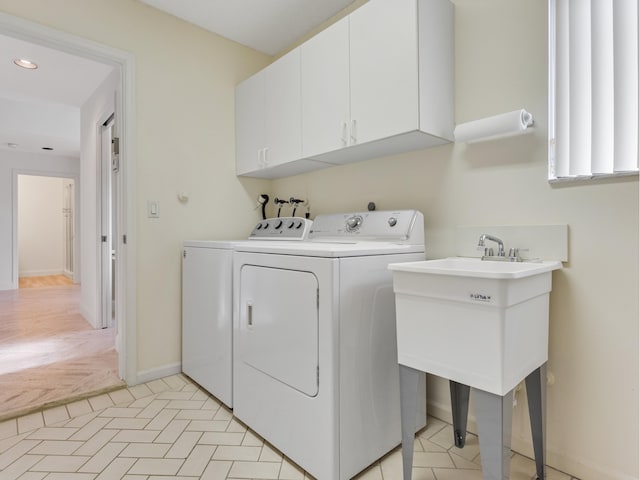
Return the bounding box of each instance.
[301,17,350,159]
[236,48,304,176]
[236,0,453,178]
[348,0,420,145]
[264,49,302,169]
[236,70,266,176]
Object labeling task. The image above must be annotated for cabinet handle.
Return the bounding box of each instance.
[350,119,357,144]
[263,147,268,167]
[341,121,348,146]
[247,302,253,327]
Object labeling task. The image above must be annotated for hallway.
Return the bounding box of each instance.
[0,282,123,421]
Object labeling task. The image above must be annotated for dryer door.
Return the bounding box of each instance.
[239,265,319,397]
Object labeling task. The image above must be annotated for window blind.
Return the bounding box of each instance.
[549,0,639,180]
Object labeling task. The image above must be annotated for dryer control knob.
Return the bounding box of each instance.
[388,217,397,227]
[345,215,363,231]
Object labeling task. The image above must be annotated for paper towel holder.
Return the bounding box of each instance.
[454,109,534,144]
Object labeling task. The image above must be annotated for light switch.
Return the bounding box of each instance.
[147,200,159,218]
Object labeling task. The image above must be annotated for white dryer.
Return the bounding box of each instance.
[233,210,427,480]
[181,217,311,408]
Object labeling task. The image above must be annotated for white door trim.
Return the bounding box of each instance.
[0,11,138,386]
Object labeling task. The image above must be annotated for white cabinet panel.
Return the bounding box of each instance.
[301,17,350,158]
[264,48,302,168]
[235,48,302,175]
[349,0,419,145]
[235,71,265,176]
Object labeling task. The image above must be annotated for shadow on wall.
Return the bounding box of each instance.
[457,131,542,169]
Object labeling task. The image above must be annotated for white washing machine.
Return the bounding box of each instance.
[181,217,312,408]
[233,210,427,480]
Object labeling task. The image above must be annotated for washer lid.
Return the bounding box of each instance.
[183,240,250,249]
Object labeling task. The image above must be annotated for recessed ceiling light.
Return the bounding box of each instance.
[13,58,38,69]
[42,147,54,151]
[7,143,18,148]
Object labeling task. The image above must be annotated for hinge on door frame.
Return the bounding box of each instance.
[122,234,127,245]
[112,137,120,172]
[183,250,187,259]
[101,235,107,242]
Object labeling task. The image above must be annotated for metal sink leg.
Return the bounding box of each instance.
[399,365,421,480]
[449,380,471,448]
[474,388,514,480]
[525,363,547,480]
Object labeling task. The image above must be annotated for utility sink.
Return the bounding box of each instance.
[395,257,561,279]
[388,257,562,395]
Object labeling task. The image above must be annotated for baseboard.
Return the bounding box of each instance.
[136,362,182,385]
[19,269,65,277]
[427,399,635,480]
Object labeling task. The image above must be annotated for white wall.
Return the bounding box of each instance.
[17,175,65,276]
[0,150,80,290]
[78,68,118,329]
[271,1,639,480]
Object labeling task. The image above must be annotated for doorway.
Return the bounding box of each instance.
[17,174,77,288]
[0,11,137,390]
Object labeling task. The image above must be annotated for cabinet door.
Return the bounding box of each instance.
[264,48,302,168]
[235,71,266,175]
[301,17,350,158]
[349,0,419,145]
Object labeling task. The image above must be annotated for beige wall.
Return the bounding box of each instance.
[271,1,639,479]
[17,175,65,276]
[0,0,272,371]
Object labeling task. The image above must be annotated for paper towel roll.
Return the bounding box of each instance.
[454,109,534,143]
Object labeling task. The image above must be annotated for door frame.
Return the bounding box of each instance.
[99,112,115,330]
[0,12,138,385]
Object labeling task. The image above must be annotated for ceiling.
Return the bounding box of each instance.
[0,1,356,158]
[0,33,114,158]
[138,0,356,55]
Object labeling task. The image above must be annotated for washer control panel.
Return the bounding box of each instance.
[310,210,423,244]
[248,217,313,240]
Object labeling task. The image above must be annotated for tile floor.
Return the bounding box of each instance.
[0,374,580,480]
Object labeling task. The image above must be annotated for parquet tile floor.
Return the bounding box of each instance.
[0,374,579,479]
[0,282,123,421]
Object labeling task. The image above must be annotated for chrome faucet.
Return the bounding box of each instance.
[477,234,505,256]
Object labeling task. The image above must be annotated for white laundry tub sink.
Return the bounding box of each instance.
[388,257,562,395]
